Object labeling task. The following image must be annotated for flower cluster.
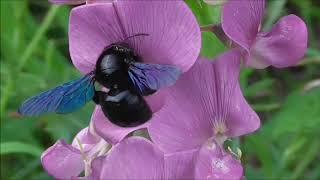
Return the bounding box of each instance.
[43,0,307,179]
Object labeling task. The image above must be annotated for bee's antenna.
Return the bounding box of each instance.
[123,33,149,41]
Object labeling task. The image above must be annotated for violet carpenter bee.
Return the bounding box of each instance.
[18,34,181,127]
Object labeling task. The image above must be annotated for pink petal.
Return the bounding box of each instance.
[149,50,260,153]
[222,0,265,51]
[71,125,110,162]
[69,1,200,74]
[208,50,260,137]
[91,86,166,144]
[144,89,167,113]
[97,137,164,179]
[195,144,243,180]
[69,3,125,74]
[87,0,112,4]
[71,127,101,152]
[247,15,308,68]
[41,140,84,179]
[89,156,105,180]
[164,149,198,179]
[115,0,201,72]
[92,106,149,145]
[227,84,261,137]
[149,73,214,153]
[49,0,85,5]
[149,58,217,153]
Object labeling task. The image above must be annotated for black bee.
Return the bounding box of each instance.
[18,35,181,127]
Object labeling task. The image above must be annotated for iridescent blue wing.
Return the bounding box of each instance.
[128,62,182,96]
[18,72,95,116]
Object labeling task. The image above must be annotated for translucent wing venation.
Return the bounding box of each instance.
[128,62,181,96]
[18,72,95,116]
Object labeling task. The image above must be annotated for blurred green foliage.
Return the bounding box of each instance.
[1,0,319,179]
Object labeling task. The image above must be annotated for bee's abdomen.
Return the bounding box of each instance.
[99,89,152,127]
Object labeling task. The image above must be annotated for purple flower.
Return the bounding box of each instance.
[49,0,109,5]
[148,50,260,179]
[193,142,243,180]
[42,127,165,179]
[41,125,110,179]
[89,137,164,179]
[69,1,201,144]
[222,0,308,68]
[165,140,243,180]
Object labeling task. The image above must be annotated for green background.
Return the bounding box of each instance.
[1,0,319,179]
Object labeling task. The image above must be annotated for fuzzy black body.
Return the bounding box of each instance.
[94,44,152,127]
[95,44,136,90]
[94,89,152,127]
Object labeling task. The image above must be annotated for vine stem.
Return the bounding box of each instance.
[200,24,233,47]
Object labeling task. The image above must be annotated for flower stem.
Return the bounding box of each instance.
[200,24,232,47]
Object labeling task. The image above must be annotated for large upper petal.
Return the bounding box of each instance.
[69,3,125,73]
[247,15,308,68]
[92,137,164,179]
[69,1,201,74]
[222,0,265,51]
[149,50,260,153]
[41,140,84,179]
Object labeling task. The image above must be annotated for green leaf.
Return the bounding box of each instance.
[263,0,287,31]
[185,0,221,25]
[18,6,60,71]
[244,78,275,97]
[201,32,227,59]
[291,141,320,179]
[45,106,93,141]
[269,90,320,138]
[0,119,37,143]
[240,68,254,89]
[0,142,43,157]
[244,135,275,176]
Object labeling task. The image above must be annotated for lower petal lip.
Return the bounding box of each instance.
[246,14,308,68]
[92,106,150,144]
[95,137,165,179]
[41,140,84,179]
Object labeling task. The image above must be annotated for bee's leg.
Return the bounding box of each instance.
[93,90,107,104]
